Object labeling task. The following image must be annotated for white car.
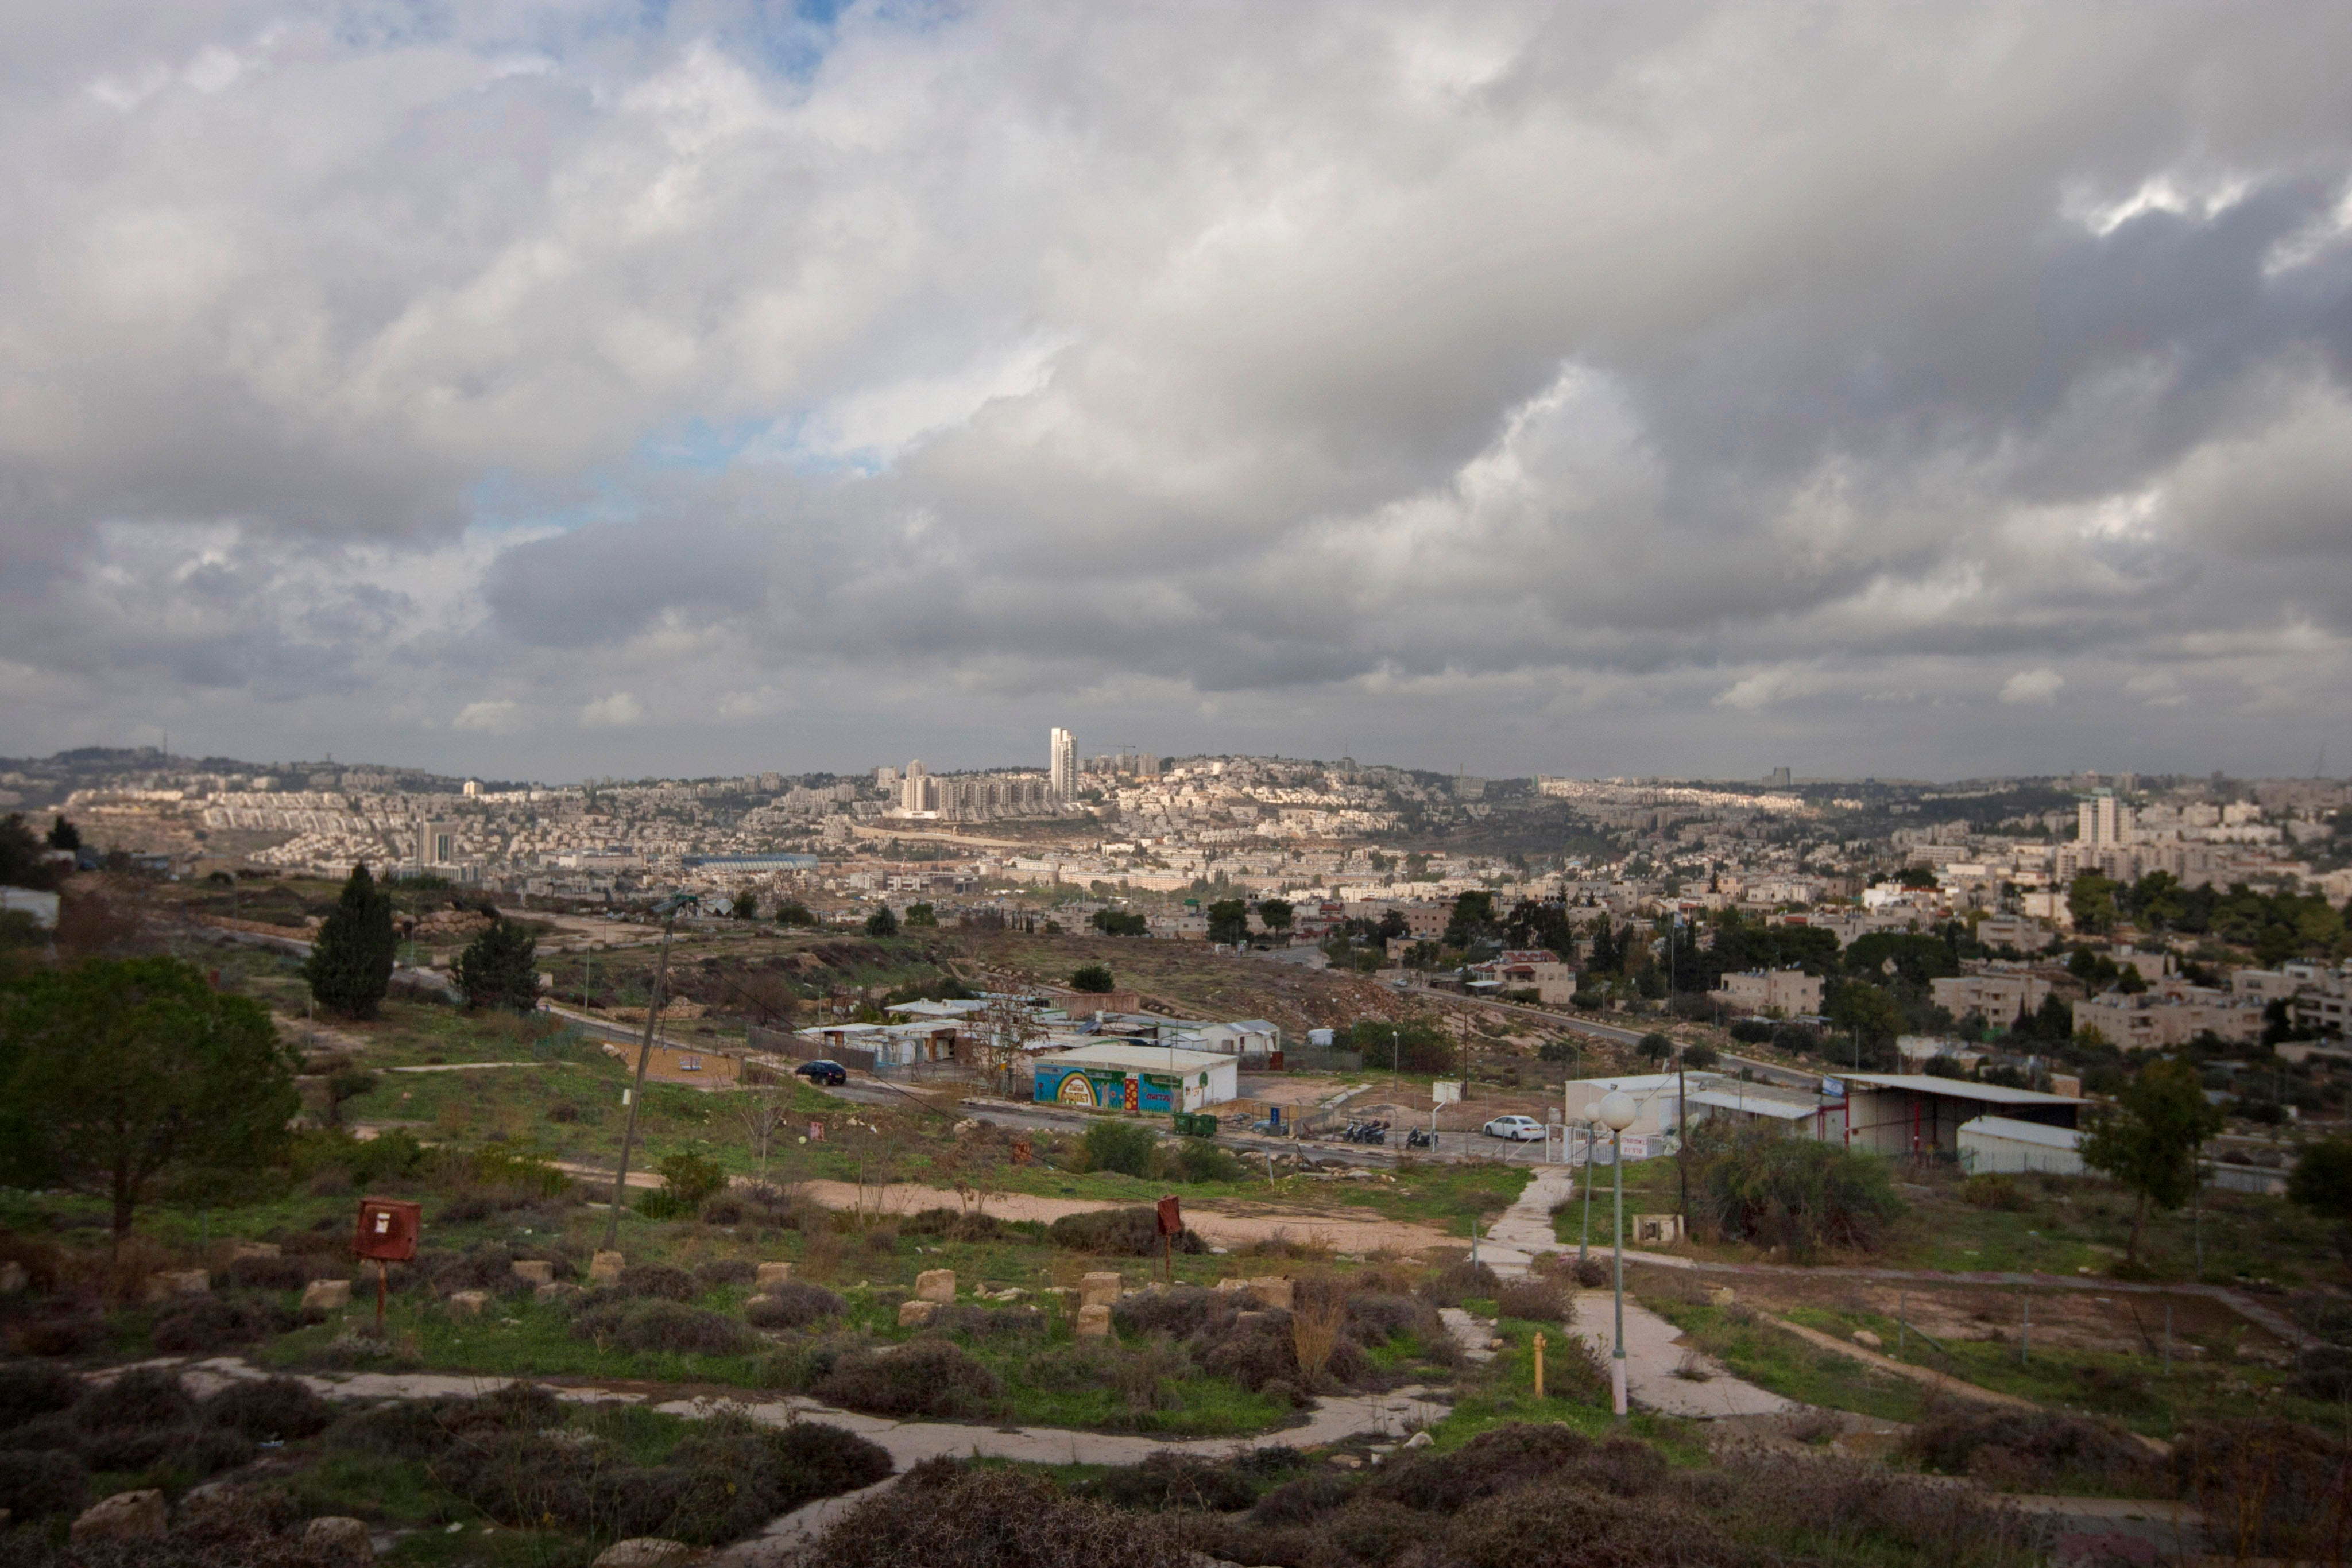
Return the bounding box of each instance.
[1483,1114,1545,1141]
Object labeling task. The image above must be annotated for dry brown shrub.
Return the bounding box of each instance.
[1291,1295,1348,1387]
[2172,1418,2352,1562]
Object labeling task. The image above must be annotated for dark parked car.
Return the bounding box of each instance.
[795,1059,848,1086]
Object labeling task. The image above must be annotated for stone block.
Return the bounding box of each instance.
[915,1268,956,1304]
[300,1279,352,1311]
[1707,1286,1736,1309]
[754,1261,794,1290]
[301,1516,375,1565]
[232,1241,283,1260]
[591,1540,702,1567]
[142,1269,210,1304]
[1074,1303,1113,1338]
[1078,1271,1123,1308]
[588,1250,626,1284]
[447,1290,490,1318]
[898,1299,939,1328]
[510,1260,555,1286]
[71,1491,166,1543]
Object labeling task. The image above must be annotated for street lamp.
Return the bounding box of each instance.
[1579,1118,1597,1264]
[604,892,701,1250]
[1596,1087,1638,1419]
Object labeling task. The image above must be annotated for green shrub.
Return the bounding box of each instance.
[1687,1125,1905,1256]
[903,1206,1004,1241]
[201,1376,335,1441]
[807,1462,1192,1568]
[1047,1207,1205,1256]
[746,1282,846,1329]
[1959,1172,2030,1211]
[0,1449,88,1521]
[150,1293,300,1354]
[1080,1120,1159,1177]
[1421,1259,1499,1307]
[813,1339,1005,1420]
[1906,1406,2161,1494]
[1084,1452,1255,1512]
[347,1127,425,1184]
[571,1300,756,1356]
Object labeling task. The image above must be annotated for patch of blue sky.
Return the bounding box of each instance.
[467,469,644,537]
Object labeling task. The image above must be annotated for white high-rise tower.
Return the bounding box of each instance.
[1049,727,1075,800]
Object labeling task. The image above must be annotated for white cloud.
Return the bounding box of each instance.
[5,3,2352,778]
[454,699,521,732]
[1999,669,2065,705]
[579,692,644,728]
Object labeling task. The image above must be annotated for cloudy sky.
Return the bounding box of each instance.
[5,2,2351,784]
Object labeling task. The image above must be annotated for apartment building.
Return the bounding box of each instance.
[1930,967,2054,1024]
[2072,984,2264,1048]
[1709,968,1825,1016]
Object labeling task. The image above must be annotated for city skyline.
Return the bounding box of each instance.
[4,5,2350,780]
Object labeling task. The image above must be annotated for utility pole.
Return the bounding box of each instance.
[604,893,698,1250]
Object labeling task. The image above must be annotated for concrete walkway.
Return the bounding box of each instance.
[142,1354,1448,1563]
[1469,1165,1793,1419]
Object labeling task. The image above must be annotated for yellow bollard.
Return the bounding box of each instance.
[1533,1331,1546,1400]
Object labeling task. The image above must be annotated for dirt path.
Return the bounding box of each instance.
[1762,1314,2045,1414]
[151,1353,1445,1565]
[796,1179,1458,1255]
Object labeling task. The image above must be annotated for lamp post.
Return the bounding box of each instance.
[1597,1088,1638,1418]
[604,892,699,1250]
[1579,1117,1597,1263]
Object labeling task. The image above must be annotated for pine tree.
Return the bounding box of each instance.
[455,917,540,1013]
[305,863,395,1019]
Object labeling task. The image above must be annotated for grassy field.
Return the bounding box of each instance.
[1550,1144,2335,1290]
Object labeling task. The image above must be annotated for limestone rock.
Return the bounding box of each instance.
[0,1260,27,1294]
[1328,1454,1362,1470]
[898,1300,939,1328]
[588,1250,626,1283]
[1075,1303,1113,1338]
[510,1260,555,1286]
[1078,1271,1123,1308]
[915,1268,956,1304]
[301,1516,376,1564]
[142,1269,210,1304]
[1403,1431,1433,1449]
[1707,1287,1737,1309]
[754,1261,794,1290]
[1851,1329,1883,1350]
[447,1290,490,1318]
[300,1279,352,1311]
[593,1538,703,1566]
[71,1490,166,1543]
[1215,1276,1292,1311]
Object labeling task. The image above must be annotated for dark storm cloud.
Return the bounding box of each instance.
[2,1,2351,776]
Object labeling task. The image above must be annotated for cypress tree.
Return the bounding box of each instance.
[305,862,396,1019]
[455,917,540,1013]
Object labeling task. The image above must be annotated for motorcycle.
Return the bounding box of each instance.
[1404,1128,1436,1150]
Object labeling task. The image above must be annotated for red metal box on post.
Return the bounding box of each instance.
[353,1198,421,1262]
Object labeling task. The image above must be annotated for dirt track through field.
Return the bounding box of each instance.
[795,1179,1459,1256]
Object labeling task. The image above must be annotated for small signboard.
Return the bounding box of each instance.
[1432,1081,1463,1105]
[1155,1195,1183,1236]
[353,1198,421,1263]
[1820,1077,1846,1099]
[808,1121,826,1142]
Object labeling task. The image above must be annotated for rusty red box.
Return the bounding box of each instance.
[353,1197,422,1262]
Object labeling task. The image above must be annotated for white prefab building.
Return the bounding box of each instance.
[1958,1114,2085,1176]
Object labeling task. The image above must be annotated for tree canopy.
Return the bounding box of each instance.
[304,862,395,1019]
[1067,963,1116,994]
[454,917,540,1013]
[45,816,80,852]
[1205,899,1249,946]
[1341,1015,1457,1074]
[1256,898,1294,935]
[864,906,899,938]
[0,956,297,1243]
[2080,1056,2224,1263]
